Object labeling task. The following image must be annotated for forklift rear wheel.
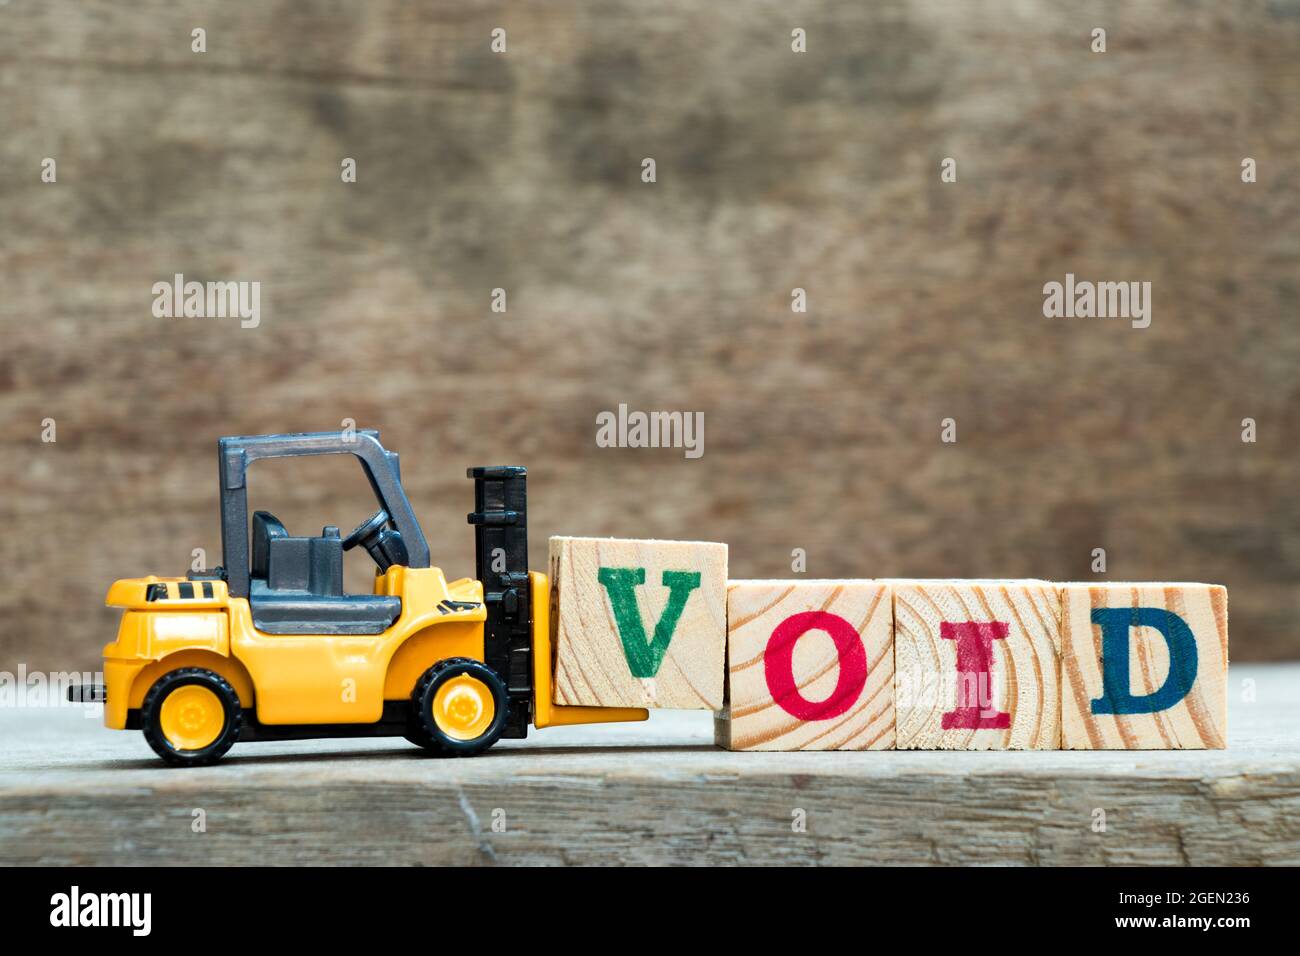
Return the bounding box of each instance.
[411,658,508,757]
[403,725,436,750]
[141,668,242,766]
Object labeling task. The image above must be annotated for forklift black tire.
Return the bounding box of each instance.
[412,658,509,757]
[402,724,442,753]
[141,668,242,767]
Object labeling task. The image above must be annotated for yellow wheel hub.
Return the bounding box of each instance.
[159,685,225,751]
[432,675,495,741]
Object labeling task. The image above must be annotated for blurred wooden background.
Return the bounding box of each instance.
[2,1,1298,670]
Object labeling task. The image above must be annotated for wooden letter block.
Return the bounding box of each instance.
[715,580,894,751]
[550,536,727,709]
[1060,583,1228,749]
[893,581,1061,750]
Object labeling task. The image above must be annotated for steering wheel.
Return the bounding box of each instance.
[343,509,390,553]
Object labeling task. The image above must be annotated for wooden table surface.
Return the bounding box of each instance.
[2,663,1297,866]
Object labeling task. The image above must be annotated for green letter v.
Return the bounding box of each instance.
[596,567,702,678]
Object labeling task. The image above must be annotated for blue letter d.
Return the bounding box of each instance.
[1090,608,1198,715]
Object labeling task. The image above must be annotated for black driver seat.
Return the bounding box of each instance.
[248,511,402,635]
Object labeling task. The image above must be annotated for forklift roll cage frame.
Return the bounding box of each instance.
[217,430,431,600]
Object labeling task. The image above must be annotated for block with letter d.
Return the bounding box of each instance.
[1059,583,1228,749]
[550,536,727,709]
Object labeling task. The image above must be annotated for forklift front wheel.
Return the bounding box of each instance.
[412,658,508,757]
[141,668,242,767]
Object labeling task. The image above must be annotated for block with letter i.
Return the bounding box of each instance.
[1059,583,1228,749]
[893,580,1062,750]
[715,580,895,751]
[549,536,727,709]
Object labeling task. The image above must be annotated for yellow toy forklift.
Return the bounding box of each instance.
[72,430,645,765]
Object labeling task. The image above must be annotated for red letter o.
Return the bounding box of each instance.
[763,611,868,721]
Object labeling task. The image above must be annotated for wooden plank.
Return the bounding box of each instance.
[716,579,893,751]
[2,2,1299,679]
[1,663,1297,865]
[1060,583,1228,750]
[550,536,726,709]
[893,580,1061,750]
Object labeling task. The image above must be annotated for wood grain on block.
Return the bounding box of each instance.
[550,537,726,709]
[893,581,1061,750]
[716,580,894,751]
[1060,583,1228,750]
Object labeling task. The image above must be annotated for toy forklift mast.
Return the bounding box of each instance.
[468,465,533,739]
